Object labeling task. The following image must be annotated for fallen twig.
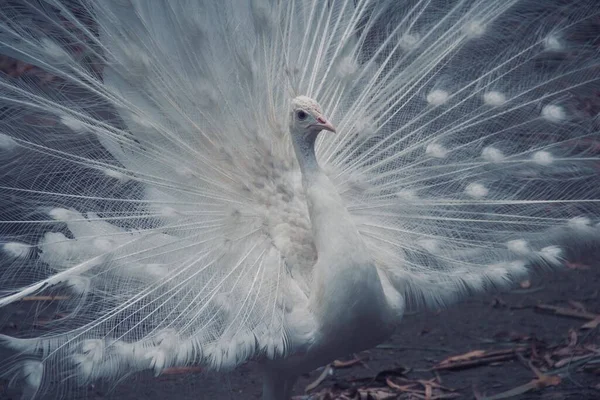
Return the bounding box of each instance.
[376,344,454,353]
[535,304,600,321]
[384,376,459,399]
[478,355,561,400]
[582,316,600,329]
[161,366,203,375]
[566,262,591,270]
[433,347,528,371]
[332,355,364,369]
[509,286,546,295]
[305,364,332,393]
[553,353,595,369]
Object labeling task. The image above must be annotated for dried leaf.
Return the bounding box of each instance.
[425,383,433,400]
[553,354,594,368]
[367,389,396,400]
[581,316,600,330]
[305,365,332,393]
[566,262,591,270]
[333,357,363,368]
[567,300,587,312]
[439,350,486,365]
[567,329,578,348]
[482,374,561,400]
[433,348,527,371]
[535,304,600,321]
[537,374,561,388]
[385,377,413,392]
[417,379,453,392]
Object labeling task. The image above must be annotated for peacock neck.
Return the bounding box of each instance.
[291,130,393,343]
[291,131,355,254]
[291,128,376,263]
[291,131,321,184]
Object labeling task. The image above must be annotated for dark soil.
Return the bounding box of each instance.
[2,264,599,400]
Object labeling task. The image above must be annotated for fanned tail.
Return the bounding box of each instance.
[0,0,327,394]
[317,0,600,309]
[0,0,598,398]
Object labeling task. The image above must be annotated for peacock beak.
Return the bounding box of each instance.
[313,115,336,133]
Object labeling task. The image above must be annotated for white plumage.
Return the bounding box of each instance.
[0,0,598,399]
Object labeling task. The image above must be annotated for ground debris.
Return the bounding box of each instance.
[432,347,529,371]
[535,303,600,321]
[161,366,203,375]
[474,356,561,400]
[296,373,458,400]
[303,324,600,400]
[333,355,369,369]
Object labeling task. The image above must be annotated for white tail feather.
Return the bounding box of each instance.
[0,0,598,397]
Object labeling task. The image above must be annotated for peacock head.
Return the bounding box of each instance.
[289,96,336,137]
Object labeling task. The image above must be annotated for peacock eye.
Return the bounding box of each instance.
[296,110,307,121]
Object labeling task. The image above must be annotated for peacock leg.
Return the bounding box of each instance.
[283,375,299,399]
[261,368,288,400]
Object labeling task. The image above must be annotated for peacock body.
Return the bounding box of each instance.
[0,0,599,399]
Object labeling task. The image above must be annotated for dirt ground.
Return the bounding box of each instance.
[1,262,599,400]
